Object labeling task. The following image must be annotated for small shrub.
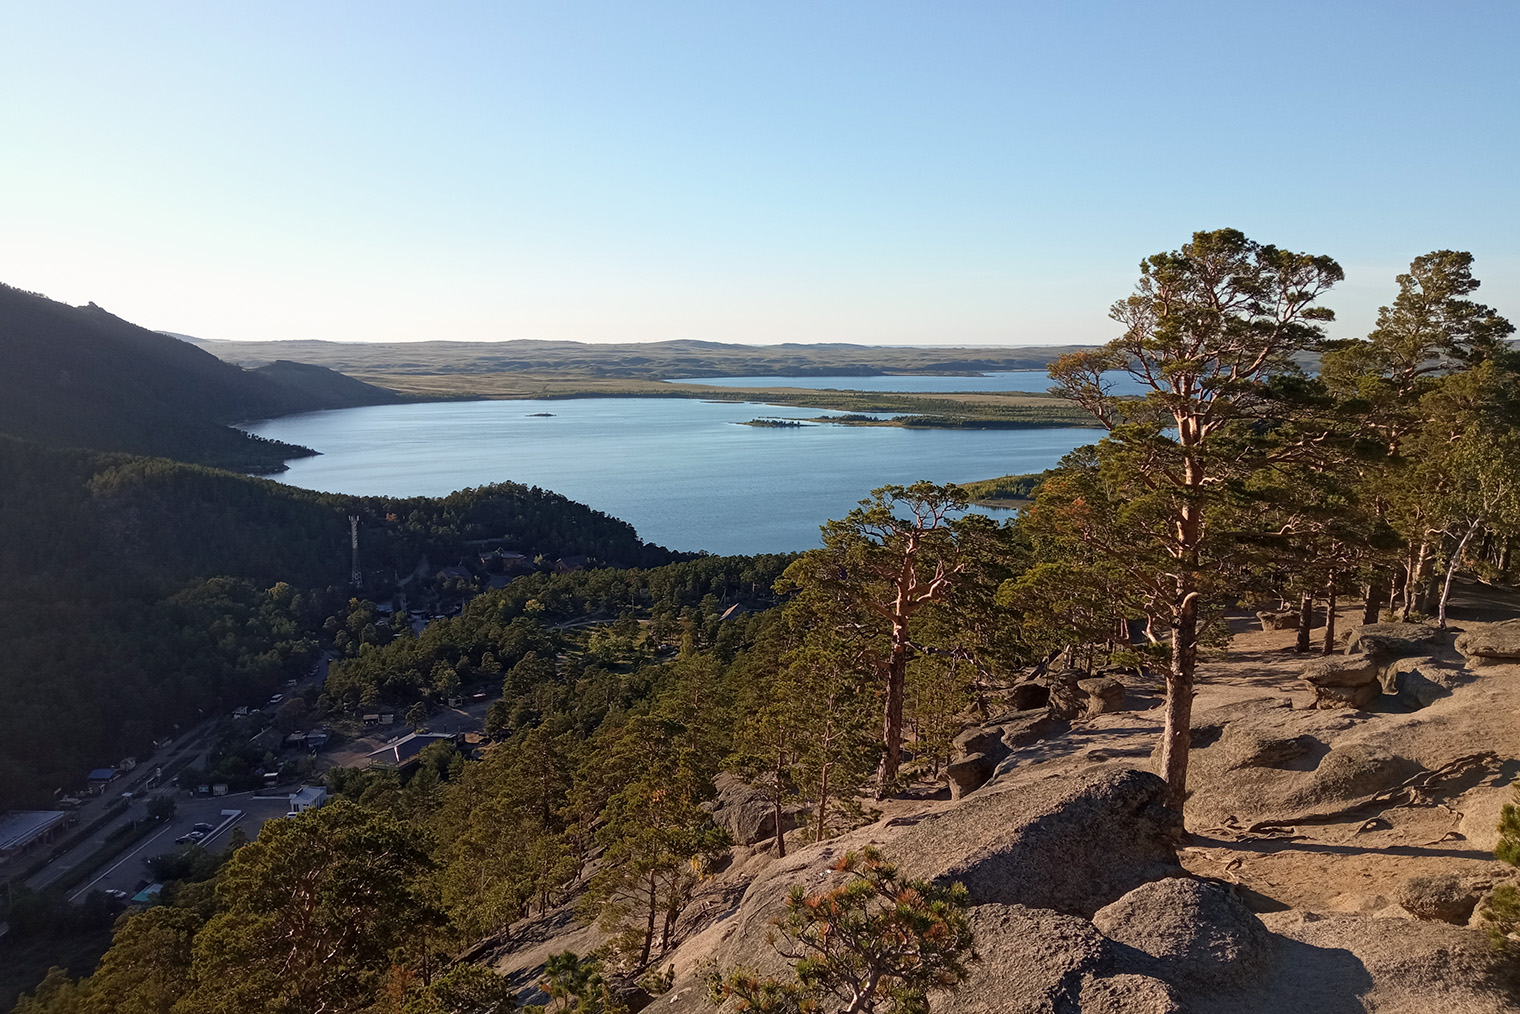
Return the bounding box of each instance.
[1486,786,1520,948]
[710,847,974,1014]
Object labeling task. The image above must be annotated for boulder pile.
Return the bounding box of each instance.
[1299,655,1381,709]
[1455,618,1520,667]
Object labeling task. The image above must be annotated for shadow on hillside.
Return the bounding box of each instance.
[1189,832,1492,863]
[1446,577,1520,624]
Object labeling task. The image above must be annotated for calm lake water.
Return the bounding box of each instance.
[244,397,1099,556]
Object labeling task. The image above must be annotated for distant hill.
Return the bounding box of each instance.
[176,335,1098,380]
[0,284,402,471]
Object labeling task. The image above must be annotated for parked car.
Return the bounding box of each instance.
[192,822,214,834]
[175,830,206,845]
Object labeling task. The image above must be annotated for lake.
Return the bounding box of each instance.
[243,397,1099,556]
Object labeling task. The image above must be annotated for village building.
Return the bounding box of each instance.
[0,810,70,859]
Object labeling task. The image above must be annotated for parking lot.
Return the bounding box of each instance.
[63,791,295,901]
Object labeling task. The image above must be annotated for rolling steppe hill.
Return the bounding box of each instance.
[172,334,1094,380]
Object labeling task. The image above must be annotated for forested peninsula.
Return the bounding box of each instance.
[7,233,1520,1013]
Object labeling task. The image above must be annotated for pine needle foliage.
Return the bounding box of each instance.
[711,848,973,1014]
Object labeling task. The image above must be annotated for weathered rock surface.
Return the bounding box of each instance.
[1392,666,1454,710]
[1044,668,1093,719]
[1281,743,1422,814]
[1396,873,1482,924]
[1009,682,1051,710]
[1072,973,1182,1014]
[1093,877,1272,987]
[1257,911,1518,1014]
[1456,619,1520,667]
[1343,621,1441,662]
[938,905,1185,1013]
[921,769,1183,914]
[1177,700,1432,827]
[1076,676,1125,717]
[1214,723,1317,771]
[946,752,997,801]
[1459,786,1516,852]
[952,724,1009,760]
[1302,655,1382,688]
[1301,655,1382,709]
[705,772,804,846]
[1257,608,1300,631]
[998,708,1056,749]
[946,708,1056,798]
[660,767,1185,1012]
[934,904,1110,1013]
[604,975,654,1013]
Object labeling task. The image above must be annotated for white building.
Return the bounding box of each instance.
[288,786,328,813]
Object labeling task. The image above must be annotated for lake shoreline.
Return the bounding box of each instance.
[242,397,1094,555]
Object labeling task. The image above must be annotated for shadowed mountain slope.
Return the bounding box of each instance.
[0,284,400,471]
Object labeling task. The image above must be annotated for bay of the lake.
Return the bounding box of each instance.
[243,398,1099,556]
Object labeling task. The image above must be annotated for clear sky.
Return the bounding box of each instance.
[2,2,1515,346]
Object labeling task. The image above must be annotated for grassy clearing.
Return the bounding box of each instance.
[348,373,1100,429]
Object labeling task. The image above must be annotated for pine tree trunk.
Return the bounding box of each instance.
[1403,540,1429,619]
[1438,523,1479,629]
[773,750,787,859]
[1296,593,1313,653]
[641,870,657,968]
[815,759,830,843]
[1160,588,1197,817]
[1362,572,1387,625]
[1322,576,1338,655]
[877,619,909,796]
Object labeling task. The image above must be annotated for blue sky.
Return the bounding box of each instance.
[2,2,1515,345]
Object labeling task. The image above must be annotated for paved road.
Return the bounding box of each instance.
[10,658,334,895]
[62,791,295,900]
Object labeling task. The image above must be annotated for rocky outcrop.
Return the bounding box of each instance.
[1455,618,1520,668]
[697,770,1182,962]
[1343,621,1441,662]
[1178,700,1434,827]
[1045,669,1132,721]
[945,708,1056,799]
[935,904,1184,1014]
[1009,682,1050,711]
[1093,877,1272,987]
[1280,742,1422,814]
[946,752,998,801]
[1262,911,1518,1013]
[1300,656,1382,709]
[1257,608,1302,631]
[659,769,1185,1013]
[1393,666,1452,709]
[1076,676,1125,717]
[1395,873,1482,925]
[1214,723,1318,771]
[705,772,804,846]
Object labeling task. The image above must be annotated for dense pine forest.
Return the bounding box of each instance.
[6,232,1520,1013]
